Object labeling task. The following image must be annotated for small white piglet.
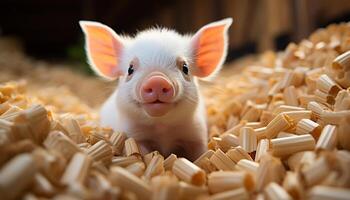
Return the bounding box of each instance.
[79,18,232,161]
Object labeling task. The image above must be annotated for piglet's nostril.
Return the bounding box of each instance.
[145,88,153,93]
[162,88,170,93]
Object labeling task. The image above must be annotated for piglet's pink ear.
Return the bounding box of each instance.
[191,18,232,78]
[79,21,123,80]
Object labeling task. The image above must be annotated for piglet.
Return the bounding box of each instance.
[79,18,232,161]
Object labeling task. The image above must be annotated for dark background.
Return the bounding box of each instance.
[0,0,350,67]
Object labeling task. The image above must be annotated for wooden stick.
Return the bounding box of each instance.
[111,155,140,167]
[178,181,208,200]
[0,101,10,115]
[210,137,220,151]
[0,139,37,168]
[43,131,81,160]
[223,121,247,136]
[32,173,55,198]
[194,150,214,165]
[226,115,239,130]
[265,114,291,139]
[217,134,240,152]
[255,139,270,162]
[256,154,285,191]
[125,162,145,177]
[61,152,92,185]
[254,127,267,140]
[279,71,300,89]
[86,140,113,165]
[22,104,50,144]
[50,120,69,137]
[144,154,164,180]
[334,150,350,187]
[307,101,329,120]
[271,134,315,157]
[283,86,299,106]
[301,156,331,187]
[239,127,257,153]
[334,89,350,111]
[332,50,350,71]
[316,124,337,151]
[0,105,22,121]
[295,119,321,139]
[226,146,253,163]
[316,74,341,96]
[164,154,177,171]
[193,150,216,173]
[110,166,152,199]
[277,132,296,138]
[268,82,282,97]
[210,149,236,171]
[260,111,277,126]
[151,175,180,200]
[78,142,90,150]
[282,110,312,124]
[0,154,37,200]
[32,148,66,186]
[90,171,120,198]
[241,105,262,122]
[235,159,259,176]
[264,182,292,200]
[299,95,317,108]
[320,110,350,125]
[282,172,303,200]
[315,89,336,105]
[124,138,141,157]
[109,131,126,155]
[92,161,109,176]
[143,151,160,167]
[210,187,249,200]
[274,105,304,114]
[208,171,254,194]
[172,158,206,186]
[308,185,350,200]
[11,116,35,142]
[287,151,316,171]
[61,117,85,143]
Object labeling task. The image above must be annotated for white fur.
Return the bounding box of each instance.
[81,19,232,160]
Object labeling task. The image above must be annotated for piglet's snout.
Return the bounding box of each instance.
[140,75,174,103]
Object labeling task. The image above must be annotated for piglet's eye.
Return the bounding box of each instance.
[182,62,189,75]
[128,64,134,76]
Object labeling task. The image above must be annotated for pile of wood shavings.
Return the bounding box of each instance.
[0,48,113,108]
[1,23,350,200]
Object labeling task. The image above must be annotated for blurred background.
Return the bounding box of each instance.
[0,0,350,74]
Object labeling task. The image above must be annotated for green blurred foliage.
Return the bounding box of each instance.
[66,37,94,75]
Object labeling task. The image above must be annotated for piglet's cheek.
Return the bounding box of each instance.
[143,103,173,117]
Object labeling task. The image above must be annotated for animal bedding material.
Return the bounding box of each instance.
[0,22,350,199]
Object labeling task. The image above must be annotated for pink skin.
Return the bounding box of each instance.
[140,73,175,117]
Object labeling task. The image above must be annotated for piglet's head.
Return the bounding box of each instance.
[80,19,232,118]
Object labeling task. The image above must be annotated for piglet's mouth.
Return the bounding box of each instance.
[151,100,163,103]
[142,100,174,117]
